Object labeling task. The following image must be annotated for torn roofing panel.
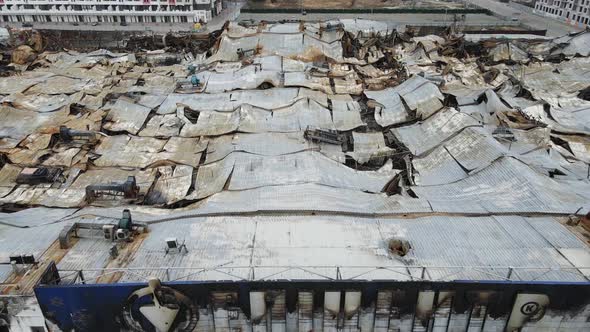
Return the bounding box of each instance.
[521,103,590,135]
[139,114,183,137]
[177,98,340,136]
[103,97,152,135]
[25,75,91,95]
[558,31,590,57]
[413,157,588,214]
[413,145,468,186]
[1,93,71,113]
[192,151,396,198]
[185,155,235,200]
[94,135,205,168]
[442,127,506,172]
[179,109,240,137]
[391,107,482,156]
[365,89,411,126]
[284,72,333,94]
[369,75,443,121]
[204,132,310,164]
[208,32,344,63]
[198,65,282,93]
[0,105,69,149]
[237,100,334,133]
[522,58,590,99]
[402,83,443,119]
[549,106,590,135]
[330,97,365,131]
[552,133,590,163]
[347,132,393,164]
[145,165,193,205]
[157,88,327,115]
[0,71,55,95]
[0,164,21,198]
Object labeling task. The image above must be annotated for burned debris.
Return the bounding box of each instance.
[0,20,587,213]
[0,18,588,332]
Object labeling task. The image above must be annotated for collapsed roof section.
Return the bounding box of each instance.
[0,20,589,290]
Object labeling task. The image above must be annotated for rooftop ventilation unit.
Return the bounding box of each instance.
[165,237,188,254]
[16,167,62,185]
[116,229,130,241]
[9,254,36,265]
[103,225,116,240]
[58,126,97,144]
[304,127,346,145]
[109,245,119,259]
[85,176,140,202]
[59,210,146,248]
[492,127,516,142]
[237,48,255,60]
[322,22,344,32]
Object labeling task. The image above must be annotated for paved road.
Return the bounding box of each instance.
[237,12,508,29]
[4,11,505,33]
[465,0,582,36]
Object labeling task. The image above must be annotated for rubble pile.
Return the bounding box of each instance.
[0,19,588,216]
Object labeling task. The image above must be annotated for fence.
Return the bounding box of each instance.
[53,264,590,285]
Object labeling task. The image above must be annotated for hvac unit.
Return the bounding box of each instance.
[116,228,130,241]
[103,225,116,240]
[165,237,188,254]
[166,237,179,250]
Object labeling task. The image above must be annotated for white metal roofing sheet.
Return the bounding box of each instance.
[391,107,482,156]
[55,214,586,282]
[365,89,410,126]
[413,157,589,214]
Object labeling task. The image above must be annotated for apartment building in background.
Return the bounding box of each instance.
[0,0,223,25]
[534,0,590,26]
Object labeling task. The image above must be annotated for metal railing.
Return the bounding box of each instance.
[53,264,590,285]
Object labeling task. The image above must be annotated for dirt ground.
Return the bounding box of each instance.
[247,0,465,9]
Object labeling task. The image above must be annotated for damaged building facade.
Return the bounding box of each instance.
[0,0,221,25]
[0,19,589,331]
[534,0,590,26]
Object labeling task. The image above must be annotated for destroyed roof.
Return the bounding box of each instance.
[0,21,589,290]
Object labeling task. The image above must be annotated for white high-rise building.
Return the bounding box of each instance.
[534,0,590,27]
[0,0,222,25]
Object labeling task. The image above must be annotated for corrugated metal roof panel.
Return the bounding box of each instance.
[227,151,396,193]
[526,217,586,249]
[0,223,63,262]
[391,108,481,156]
[0,207,76,227]
[365,89,410,126]
[347,132,393,164]
[57,229,113,283]
[413,157,588,214]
